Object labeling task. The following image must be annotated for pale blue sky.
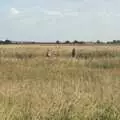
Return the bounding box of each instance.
[0,0,120,42]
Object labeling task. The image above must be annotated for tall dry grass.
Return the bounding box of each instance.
[0,45,119,120]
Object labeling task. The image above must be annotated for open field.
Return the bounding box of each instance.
[0,44,120,120]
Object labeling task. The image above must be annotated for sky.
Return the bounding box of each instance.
[0,0,120,42]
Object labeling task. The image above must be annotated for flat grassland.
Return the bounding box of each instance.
[0,44,120,120]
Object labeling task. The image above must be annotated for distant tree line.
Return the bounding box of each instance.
[0,39,120,45]
[57,40,120,44]
[0,39,12,44]
[107,40,120,44]
[56,40,85,44]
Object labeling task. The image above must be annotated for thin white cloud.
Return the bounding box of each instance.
[42,10,63,17]
[42,8,79,17]
[10,8,20,15]
[64,11,79,16]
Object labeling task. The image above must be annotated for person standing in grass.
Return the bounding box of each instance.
[72,48,76,58]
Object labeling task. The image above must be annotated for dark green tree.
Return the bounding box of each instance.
[73,40,79,44]
[65,40,71,44]
[56,40,60,44]
[4,39,12,44]
[96,40,101,44]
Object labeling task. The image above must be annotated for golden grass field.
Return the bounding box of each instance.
[0,44,120,120]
